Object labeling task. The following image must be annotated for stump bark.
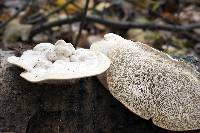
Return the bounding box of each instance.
[0,49,199,133]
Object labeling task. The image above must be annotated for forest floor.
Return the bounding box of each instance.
[0,0,199,58]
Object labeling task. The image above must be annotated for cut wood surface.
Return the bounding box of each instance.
[0,49,199,133]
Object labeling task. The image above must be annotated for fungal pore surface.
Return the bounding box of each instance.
[91,33,200,131]
[7,40,110,83]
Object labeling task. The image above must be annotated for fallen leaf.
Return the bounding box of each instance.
[3,19,32,45]
[95,2,110,11]
[56,0,94,14]
[177,5,200,23]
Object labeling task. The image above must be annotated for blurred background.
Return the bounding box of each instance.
[0,0,200,58]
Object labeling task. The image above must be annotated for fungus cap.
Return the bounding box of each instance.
[7,40,110,83]
[91,33,200,131]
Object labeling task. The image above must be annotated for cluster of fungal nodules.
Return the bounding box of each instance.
[35,40,97,63]
[7,40,109,82]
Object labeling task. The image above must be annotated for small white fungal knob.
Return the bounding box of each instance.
[70,48,96,62]
[46,49,57,61]
[55,40,75,58]
[104,33,124,41]
[33,43,55,52]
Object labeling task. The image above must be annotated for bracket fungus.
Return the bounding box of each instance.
[7,40,110,83]
[91,33,200,131]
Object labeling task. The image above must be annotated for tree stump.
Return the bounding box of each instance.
[0,49,199,133]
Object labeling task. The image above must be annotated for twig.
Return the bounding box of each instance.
[28,15,81,41]
[0,1,30,29]
[85,15,200,31]
[74,0,90,48]
[28,14,200,41]
[180,32,200,42]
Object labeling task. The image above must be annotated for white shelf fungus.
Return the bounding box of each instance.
[91,33,200,131]
[7,40,110,83]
